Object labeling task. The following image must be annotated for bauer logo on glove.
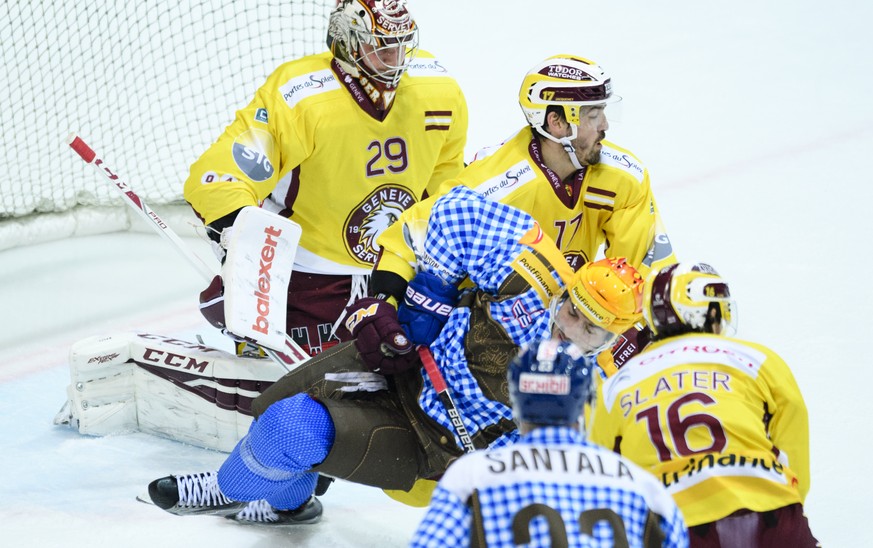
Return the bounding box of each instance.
[398,270,460,346]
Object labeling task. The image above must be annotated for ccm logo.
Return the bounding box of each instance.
[405,286,453,317]
[251,225,283,336]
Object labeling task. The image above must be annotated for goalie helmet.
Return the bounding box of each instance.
[550,257,644,354]
[326,0,419,89]
[643,262,738,339]
[508,338,596,427]
[519,54,616,135]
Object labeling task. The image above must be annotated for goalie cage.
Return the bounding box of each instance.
[0,1,332,251]
[53,332,289,452]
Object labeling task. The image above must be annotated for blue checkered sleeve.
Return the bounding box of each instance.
[409,484,471,548]
[412,187,563,449]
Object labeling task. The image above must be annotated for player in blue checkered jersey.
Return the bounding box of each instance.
[410,338,688,548]
[145,186,650,524]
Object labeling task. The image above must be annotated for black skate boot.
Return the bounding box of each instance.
[226,497,323,526]
[147,471,246,516]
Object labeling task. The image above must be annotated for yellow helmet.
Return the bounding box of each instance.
[519,54,616,131]
[566,257,644,335]
[643,262,738,339]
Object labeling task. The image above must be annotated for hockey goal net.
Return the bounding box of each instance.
[0,1,331,250]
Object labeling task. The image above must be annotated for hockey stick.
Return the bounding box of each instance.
[417,346,476,453]
[66,133,309,371]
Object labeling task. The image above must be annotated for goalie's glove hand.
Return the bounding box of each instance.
[397,271,460,346]
[199,275,257,348]
[199,275,227,329]
[344,297,417,375]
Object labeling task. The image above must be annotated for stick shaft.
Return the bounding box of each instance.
[418,346,476,452]
[67,133,310,370]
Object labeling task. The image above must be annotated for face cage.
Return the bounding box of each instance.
[352,28,419,87]
[548,294,619,356]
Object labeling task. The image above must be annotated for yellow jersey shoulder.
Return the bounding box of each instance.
[594,140,648,185]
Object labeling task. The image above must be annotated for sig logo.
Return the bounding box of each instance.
[232,129,275,182]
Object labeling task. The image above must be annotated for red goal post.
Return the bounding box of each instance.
[0,1,332,251]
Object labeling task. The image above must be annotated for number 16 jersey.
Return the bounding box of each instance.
[589,333,810,526]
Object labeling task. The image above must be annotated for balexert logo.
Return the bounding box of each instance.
[251,225,283,336]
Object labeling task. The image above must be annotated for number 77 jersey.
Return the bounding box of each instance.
[589,332,811,527]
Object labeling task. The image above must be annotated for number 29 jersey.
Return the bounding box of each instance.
[183,50,467,275]
[589,333,810,526]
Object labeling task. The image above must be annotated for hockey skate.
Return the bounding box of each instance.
[226,497,323,526]
[147,471,246,516]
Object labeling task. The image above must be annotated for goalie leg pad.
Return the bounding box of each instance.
[56,334,138,436]
[57,332,288,452]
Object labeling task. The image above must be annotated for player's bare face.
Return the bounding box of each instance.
[551,299,616,355]
[573,106,609,165]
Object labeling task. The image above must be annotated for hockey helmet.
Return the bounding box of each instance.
[508,338,596,427]
[326,0,419,88]
[550,257,644,354]
[519,55,617,133]
[643,262,738,339]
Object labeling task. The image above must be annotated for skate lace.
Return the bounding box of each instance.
[234,499,279,522]
[177,471,234,508]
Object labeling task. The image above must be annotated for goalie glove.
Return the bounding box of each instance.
[199,274,264,357]
[199,275,227,329]
[397,271,460,346]
[344,297,417,374]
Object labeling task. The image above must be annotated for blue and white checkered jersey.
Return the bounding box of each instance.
[415,186,564,450]
[410,426,689,548]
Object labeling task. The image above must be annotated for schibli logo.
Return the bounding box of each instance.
[518,373,570,395]
[404,285,452,317]
[251,225,283,336]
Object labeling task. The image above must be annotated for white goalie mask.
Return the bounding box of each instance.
[326,0,419,89]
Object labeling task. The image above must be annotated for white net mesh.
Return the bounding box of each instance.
[0,1,331,248]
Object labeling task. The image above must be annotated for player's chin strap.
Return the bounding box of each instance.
[535,126,584,171]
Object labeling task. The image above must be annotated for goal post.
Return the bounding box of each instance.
[0,1,332,251]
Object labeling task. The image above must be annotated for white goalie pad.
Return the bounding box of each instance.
[53,332,288,452]
[222,206,302,351]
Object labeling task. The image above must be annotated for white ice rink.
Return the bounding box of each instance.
[2,0,872,546]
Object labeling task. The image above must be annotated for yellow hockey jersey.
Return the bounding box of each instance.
[375,126,674,282]
[183,50,467,275]
[589,333,810,526]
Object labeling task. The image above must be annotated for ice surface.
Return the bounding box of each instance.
[2,1,872,546]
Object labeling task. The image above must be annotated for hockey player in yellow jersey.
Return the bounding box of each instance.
[185,0,467,356]
[376,54,673,292]
[589,262,819,546]
[372,54,672,378]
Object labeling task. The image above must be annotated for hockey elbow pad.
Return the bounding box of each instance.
[397,271,460,346]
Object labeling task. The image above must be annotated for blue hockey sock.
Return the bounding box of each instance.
[217,393,335,506]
